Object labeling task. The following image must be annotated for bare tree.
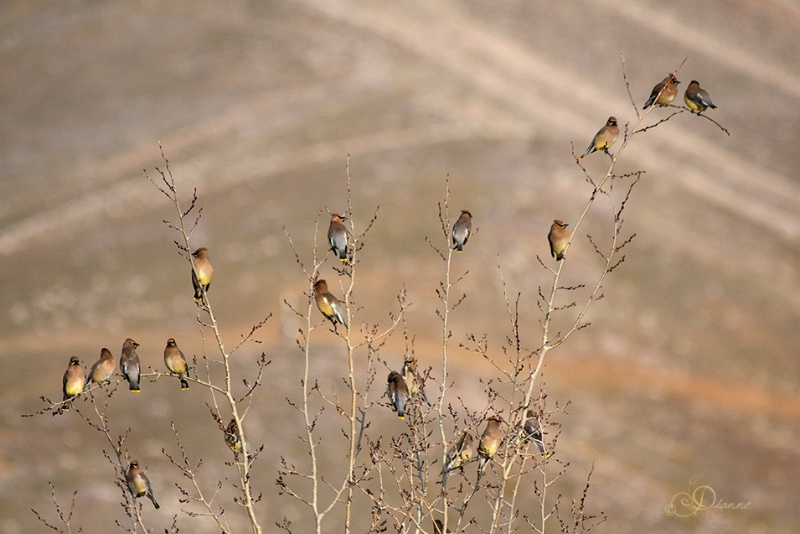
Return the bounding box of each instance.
[29,58,727,533]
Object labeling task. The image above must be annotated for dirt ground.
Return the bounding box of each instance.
[2,1,799,532]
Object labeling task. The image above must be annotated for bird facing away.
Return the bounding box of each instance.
[643,73,680,109]
[402,357,431,406]
[684,80,717,113]
[548,220,570,261]
[86,348,115,387]
[328,213,349,263]
[579,116,619,159]
[120,338,141,392]
[478,416,503,472]
[126,460,160,509]
[442,431,476,474]
[386,371,410,420]
[163,338,189,390]
[62,356,85,409]
[451,210,473,252]
[191,247,214,302]
[522,410,548,456]
[225,418,252,462]
[313,279,348,330]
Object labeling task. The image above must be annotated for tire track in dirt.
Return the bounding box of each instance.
[0,83,525,256]
[5,0,798,261]
[412,335,800,421]
[303,0,800,243]
[602,0,800,99]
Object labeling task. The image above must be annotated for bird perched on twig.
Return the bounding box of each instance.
[86,348,115,387]
[442,431,476,474]
[126,459,160,509]
[451,210,473,252]
[478,416,503,473]
[163,338,190,390]
[522,410,551,457]
[684,80,717,114]
[191,247,214,303]
[224,418,252,462]
[579,116,619,159]
[62,356,84,410]
[402,357,431,406]
[120,338,141,393]
[313,279,348,331]
[328,213,349,263]
[548,220,570,261]
[643,73,680,109]
[386,371,410,420]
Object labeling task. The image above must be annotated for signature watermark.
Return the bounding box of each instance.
[665,482,751,518]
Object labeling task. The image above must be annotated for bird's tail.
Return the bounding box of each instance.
[128,377,141,392]
[478,455,491,473]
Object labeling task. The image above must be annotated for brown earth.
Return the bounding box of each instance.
[1,0,799,532]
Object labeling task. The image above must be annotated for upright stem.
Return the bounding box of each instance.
[438,247,453,530]
[344,274,356,533]
[343,160,357,533]
[302,273,323,533]
[147,152,262,534]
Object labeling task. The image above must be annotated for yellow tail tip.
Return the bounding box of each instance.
[398,415,405,420]
[131,389,141,393]
[181,386,190,391]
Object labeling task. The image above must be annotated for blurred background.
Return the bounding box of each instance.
[2,0,800,532]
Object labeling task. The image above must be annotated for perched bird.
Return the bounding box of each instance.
[451,210,473,252]
[328,213,349,263]
[643,73,680,109]
[191,247,214,302]
[579,116,619,159]
[163,338,189,390]
[522,410,548,456]
[313,279,348,330]
[224,418,252,462]
[477,416,503,472]
[62,356,85,409]
[684,80,717,113]
[120,338,141,393]
[402,357,431,406]
[442,431,476,474]
[386,371,410,420]
[86,348,115,387]
[548,220,570,261]
[126,460,160,509]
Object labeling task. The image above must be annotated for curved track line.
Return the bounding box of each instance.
[0,122,523,256]
[304,0,800,241]
[603,0,800,100]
